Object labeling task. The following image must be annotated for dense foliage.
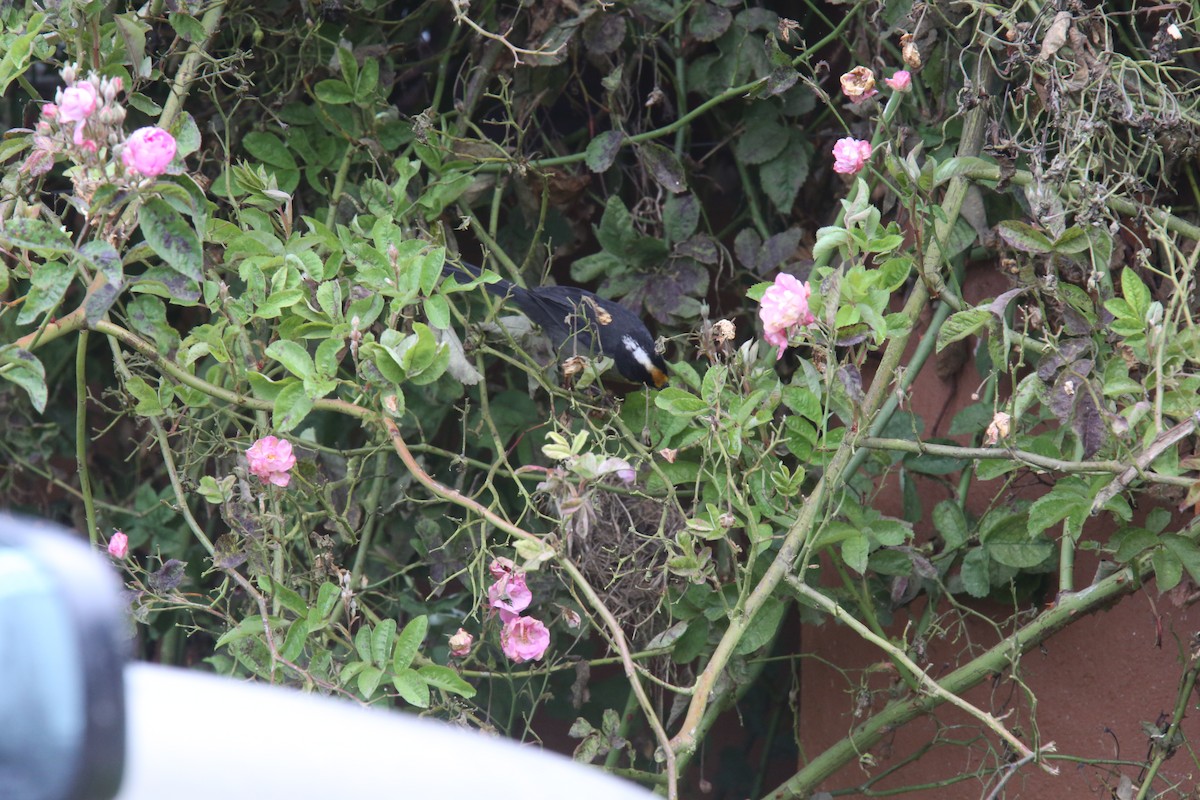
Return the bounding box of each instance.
[2,0,1200,797]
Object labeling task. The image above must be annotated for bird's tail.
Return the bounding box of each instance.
[441,260,519,301]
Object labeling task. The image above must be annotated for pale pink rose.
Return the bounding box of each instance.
[488,571,532,622]
[759,273,817,360]
[57,83,97,122]
[107,531,129,559]
[832,137,873,175]
[57,83,98,146]
[885,70,912,91]
[448,628,473,658]
[489,556,516,579]
[41,103,58,118]
[500,616,550,663]
[122,127,177,177]
[246,435,297,487]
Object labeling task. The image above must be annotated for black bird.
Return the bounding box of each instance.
[442,261,669,388]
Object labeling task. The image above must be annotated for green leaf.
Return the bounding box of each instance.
[638,142,687,194]
[983,526,1053,569]
[356,58,380,101]
[266,340,315,380]
[417,664,476,699]
[996,220,1054,254]
[167,12,206,42]
[0,217,73,253]
[272,379,313,432]
[312,582,340,621]
[392,615,428,672]
[655,387,708,416]
[933,500,968,549]
[841,533,869,574]
[314,79,354,104]
[79,241,126,324]
[871,518,911,547]
[197,474,234,504]
[371,618,396,667]
[0,346,47,412]
[392,668,430,707]
[332,46,357,87]
[125,375,165,416]
[1052,226,1091,255]
[279,618,309,662]
[243,131,298,171]
[760,135,811,214]
[959,548,990,597]
[354,626,373,663]
[0,13,45,95]
[936,308,990,352]
[1113,528,1158,563]
[139,199,203,283]
[903,445,966,475]
[1153,547,1183,593]
[593,195,637,258]
[689,1,732,40]
[17,261,72,325]
[357,665,384,697]
[1120,267,1151,319]
[664,193,700,243]
[734,106,787,165]
[948,402,993,436]
[672,617,709,663]
[1027,479,1091,538]
[733,596,787,655]
[1161,535,1200,584]
[585,130,624,173]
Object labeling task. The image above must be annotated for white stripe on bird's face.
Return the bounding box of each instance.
[622,334,658,373]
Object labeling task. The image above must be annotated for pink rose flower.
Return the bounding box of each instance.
[759,273,816,360]
[246,435,297,487]
[57,83,98,145]
[832,137,873,175]
[448,628,473,658]
[122,127,177,177]
[57,83,97,122]
[107,531,129,559]
[885,70,912,91]
[488,570,532,622]
[500,616,550,663]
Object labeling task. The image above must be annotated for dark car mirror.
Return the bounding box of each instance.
[0,514,656,800]
[0,515,126,800]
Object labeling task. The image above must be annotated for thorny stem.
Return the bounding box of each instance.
[75,330,98,546]
[857,436,1194,487]
[764,546,1172,799]
[1133,640,1200,800]
[157,0,227,131]
[787,578,1046,768]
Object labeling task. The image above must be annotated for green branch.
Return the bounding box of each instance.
[858,436,1195,487]
[764,546,1165,799]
